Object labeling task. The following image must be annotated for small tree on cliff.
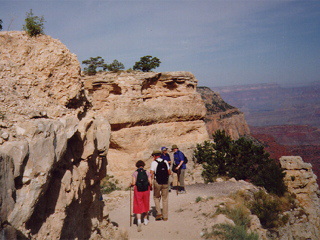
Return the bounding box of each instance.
[194,130,287,196]
[82,56,106,75]
[23,9,45,37]
[104,59,125,72]
[133,55,161,72]
[0,19,3,31]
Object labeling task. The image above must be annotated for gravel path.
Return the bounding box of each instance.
[108,181,253,240]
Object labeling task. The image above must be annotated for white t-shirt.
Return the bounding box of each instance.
[150,157,170,174]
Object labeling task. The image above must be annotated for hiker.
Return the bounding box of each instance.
[172,144,186,194]
[150,150,171,221]
[131,160,152,232]
[160,146,173,192]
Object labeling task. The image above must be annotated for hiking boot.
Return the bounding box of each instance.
[137,224,142,232]
[163,218,168,221]
[155,214,163,221]
[178,190,186,194]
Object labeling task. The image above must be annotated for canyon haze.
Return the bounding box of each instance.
[211,82,320,184]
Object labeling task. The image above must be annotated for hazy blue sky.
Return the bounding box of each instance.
[1,0,319,87]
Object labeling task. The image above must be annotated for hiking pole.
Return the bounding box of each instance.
[130,185,132,227]
[176,170,180,196]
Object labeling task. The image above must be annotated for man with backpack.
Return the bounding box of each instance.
[172,144,187,194]
[150,150,171,221]
[160,146,173,192]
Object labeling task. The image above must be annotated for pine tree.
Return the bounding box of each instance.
[22,9,45,37]
[133,55,161,72]
[82,56,105,75]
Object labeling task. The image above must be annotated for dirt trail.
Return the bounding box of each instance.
[107,181,252,240]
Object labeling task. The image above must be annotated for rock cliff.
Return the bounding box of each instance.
[0,32,113,239]
[83,71,210,185]
[197,86,250,139]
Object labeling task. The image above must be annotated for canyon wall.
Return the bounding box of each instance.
[197,86,250,139]
[83,71,210,185]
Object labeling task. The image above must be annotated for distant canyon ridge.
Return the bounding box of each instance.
[212,83,320,184]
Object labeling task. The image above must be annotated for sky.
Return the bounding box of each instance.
[1,0,320,87]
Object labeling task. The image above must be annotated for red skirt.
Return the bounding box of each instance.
[133,186,150,214]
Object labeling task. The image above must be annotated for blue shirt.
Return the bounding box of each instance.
[161,153,171,165]
[173,150,186,169]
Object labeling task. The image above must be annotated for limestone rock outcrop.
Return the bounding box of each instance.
[1,116,112,239]
[83,71,210,185]
[0,31,84,125]
[197,86,250,139]
[0,32,113,240]
[277,156,320,239]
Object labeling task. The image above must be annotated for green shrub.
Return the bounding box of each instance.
[104,59,125,72]
[215,204,251,228]
[202,202,258,239]
[196,196,203,203]
[251,159,287,196]
[229,190,296,231]
[203,224,259,240]
[100,175,120,194]
[194,130,287,196]
[246,190,291,229]
[195,130,233,182]
[22,9,45,37]
[133,55,161,72]
[194,140,215,165]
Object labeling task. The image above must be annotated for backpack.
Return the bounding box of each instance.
[136,168,149,192]
[155,160,169,184]
[183,154,188,164]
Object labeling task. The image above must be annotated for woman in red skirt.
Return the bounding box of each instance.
[131,160,152,232]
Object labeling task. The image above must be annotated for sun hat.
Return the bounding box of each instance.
[152,150,162,156]
[171,144,178,150]
[161,146,168,151]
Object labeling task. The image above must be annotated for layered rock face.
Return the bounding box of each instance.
[197,86,250,139]
[278,156,320,239]
[83,71,210,185]
[0,32,112,239]
[0,31,84,124]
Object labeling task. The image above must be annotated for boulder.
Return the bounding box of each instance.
[279,156,320,239]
